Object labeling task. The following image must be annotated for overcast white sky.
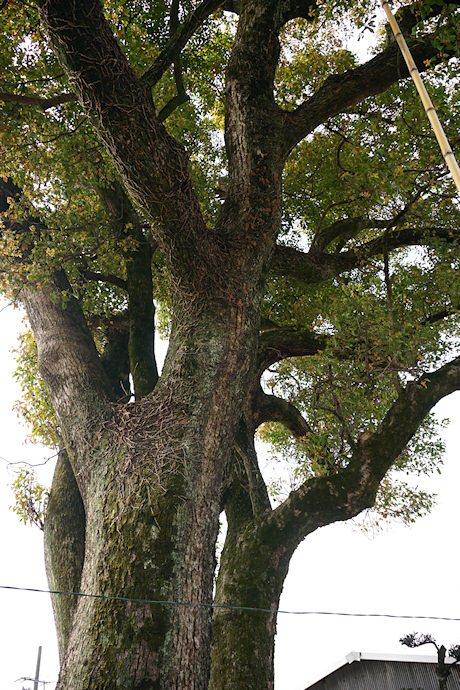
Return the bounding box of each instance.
[1,298,459,690]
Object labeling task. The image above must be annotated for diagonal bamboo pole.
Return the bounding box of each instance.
[380,0,460,194]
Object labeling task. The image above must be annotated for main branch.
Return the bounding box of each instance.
[282,25,459,153]
[271,225,456,285]
[35,0,215,287]
[21,271,114,462]
[266,355,460,548]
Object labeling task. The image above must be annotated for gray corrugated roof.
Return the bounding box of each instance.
[304,651,460,690]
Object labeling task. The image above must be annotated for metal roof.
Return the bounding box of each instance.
[303,651,455,689]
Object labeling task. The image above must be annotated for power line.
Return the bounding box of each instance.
[1,585,459,621]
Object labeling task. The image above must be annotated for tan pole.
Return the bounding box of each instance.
[380,0,460,194]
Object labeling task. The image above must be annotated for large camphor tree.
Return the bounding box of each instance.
[1,0,460,687]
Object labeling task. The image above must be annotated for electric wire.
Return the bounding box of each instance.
[1,585,459,621]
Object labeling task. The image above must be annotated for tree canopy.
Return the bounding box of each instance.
[1,0,460,688]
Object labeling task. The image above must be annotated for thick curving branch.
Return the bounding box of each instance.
[158,89,189,122]
[281,23,460,154]
[270,224,457,285]
[221,354,460,610]
[252,385,312,438]
[310,216,388,253]
[270,243,353,284]
[261,354,460,549]
[210,354,460,690]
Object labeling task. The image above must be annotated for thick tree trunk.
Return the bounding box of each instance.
[47,378,238,688]
[210,525,289,690]
[27,269,264,688]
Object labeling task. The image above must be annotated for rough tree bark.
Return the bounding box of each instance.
[2,0,460,688]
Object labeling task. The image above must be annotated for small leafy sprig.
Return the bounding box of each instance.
[9,468,49,530]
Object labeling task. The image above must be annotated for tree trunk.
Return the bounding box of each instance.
[210,522,289,690]
[45,373,243,689]
[28,269,264,688]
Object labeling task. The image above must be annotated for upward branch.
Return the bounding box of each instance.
[261,355,460,550]
[140,0,225,89]
[97,181,158,399]
[21,271,114,459]
[282,24,459,154]
[35,0,212,283]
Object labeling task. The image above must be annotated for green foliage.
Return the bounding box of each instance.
[9,468,49,530]
[260,254,456,527]
[260,258,455,524]
[276,20,358,109]
[258,17,460,525]
[2,0,460,530]
[12,329,61,448]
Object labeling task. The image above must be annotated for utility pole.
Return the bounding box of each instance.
[33,646,42,690]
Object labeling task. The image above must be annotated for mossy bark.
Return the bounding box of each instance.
[27,268,266,688]
[44,450,86,662]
